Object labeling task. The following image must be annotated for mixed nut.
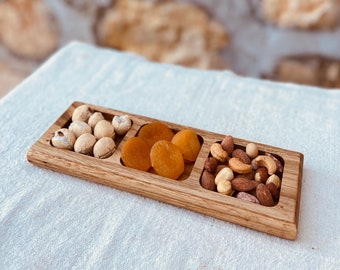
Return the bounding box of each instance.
[200,135,284,207]
[51,105,132,158]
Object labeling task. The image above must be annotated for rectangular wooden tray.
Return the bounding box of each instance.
[26,101,304,240]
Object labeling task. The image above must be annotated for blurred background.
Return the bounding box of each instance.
[1,0,340,98]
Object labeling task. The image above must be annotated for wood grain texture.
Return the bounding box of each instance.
[26,101,304,240]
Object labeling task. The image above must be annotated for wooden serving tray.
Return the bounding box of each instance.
[26,101,304,240]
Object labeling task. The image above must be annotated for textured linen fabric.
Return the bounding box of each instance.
[0,42,339,269]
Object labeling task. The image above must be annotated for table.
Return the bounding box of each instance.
[1,42,339,269]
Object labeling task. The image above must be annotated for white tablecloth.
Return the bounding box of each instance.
[1,42,339,269]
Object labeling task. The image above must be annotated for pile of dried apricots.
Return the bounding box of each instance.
[121,121,201,180]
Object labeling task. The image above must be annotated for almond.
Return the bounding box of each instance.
[204,157,218,173]
[231,177,258,192]
[220,135,234,154]
[256,183,274,206]
[266,182,280,202]
[232,149,250,164]
[236,192,260,204]
[236,170,255,180]
[200,170,216,191]
[254,167,269,183]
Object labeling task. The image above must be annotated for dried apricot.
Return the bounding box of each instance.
[171,129,201,162]
[150,140,184,180]
[137,121,174,148]
[121,137,151,171]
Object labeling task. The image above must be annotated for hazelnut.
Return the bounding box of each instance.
[93,137,116,159]
[74,133,96,155]
[93,120,115,140]
[246,142,258,158]
[51,128,76,150]
[69,121,92,138]
[112,114,132,135]
[88,112,105,128]
[72,105,93,122]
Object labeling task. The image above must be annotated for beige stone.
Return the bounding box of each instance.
[275,59,320,86]
[95,0,229,69]
[272,56,340,89]
[261,0,340,29]
[0,0,59,60]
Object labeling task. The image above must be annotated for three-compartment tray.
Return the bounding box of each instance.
[26,101,304,240]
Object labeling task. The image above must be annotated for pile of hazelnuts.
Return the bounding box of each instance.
[51,105,132,159]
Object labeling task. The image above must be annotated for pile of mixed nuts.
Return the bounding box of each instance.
[51,105,132,158]
[200,135,283,206]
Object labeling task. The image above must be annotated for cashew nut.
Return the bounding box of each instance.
[266,174,281,189]
[217,180,233,195]
[265,152,283,174]
[228,157,252,174]
[253,155,277,175]
[210,143,228,163]
[214,167,234,185]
